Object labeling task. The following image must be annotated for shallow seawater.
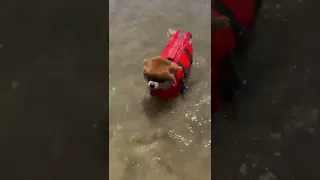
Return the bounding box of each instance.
[109,0,211,179]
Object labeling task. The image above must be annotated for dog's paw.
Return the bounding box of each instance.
[167,28,177,38]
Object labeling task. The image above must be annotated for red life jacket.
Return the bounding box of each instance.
[150,30,193,100]
[211,0,257,113]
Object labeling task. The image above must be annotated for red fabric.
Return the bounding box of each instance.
[211,0,256,113]
[151,30,193,99]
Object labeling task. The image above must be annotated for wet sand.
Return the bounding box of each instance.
[109,0,211,179]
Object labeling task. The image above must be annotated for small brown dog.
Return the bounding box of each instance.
[143,29,193,99]
[143,56,181,90]
[143,29,184,91]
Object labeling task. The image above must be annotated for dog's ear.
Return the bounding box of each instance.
[143,59,148,72]
[160,71,175,82]
[169,62,183,73]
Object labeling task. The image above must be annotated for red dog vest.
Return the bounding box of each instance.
[212,0,259,112]
[150,30,193,100]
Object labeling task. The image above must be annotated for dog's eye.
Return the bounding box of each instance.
[151,78,166,83]
[144,75,166,83]
[144,74,151,80]
[156,79,166,83]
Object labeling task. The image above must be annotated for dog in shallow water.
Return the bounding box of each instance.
[143,29,193,100]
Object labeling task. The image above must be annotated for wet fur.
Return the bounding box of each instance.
[143,30,183,83]
[143,56,182,82]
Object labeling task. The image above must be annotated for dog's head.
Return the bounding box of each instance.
[143,56,182,90]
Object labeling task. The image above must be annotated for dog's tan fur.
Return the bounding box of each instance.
[143,56,182,82]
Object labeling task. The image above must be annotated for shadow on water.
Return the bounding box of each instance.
[141,96,178,121]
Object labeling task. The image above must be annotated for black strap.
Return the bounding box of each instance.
[184,48,193,64]
[213,0,245,36]
[177,61,188,77]
[179,78,187,94]
[168,59,188,76]
[177,61,188,94]
[168,59,188,93]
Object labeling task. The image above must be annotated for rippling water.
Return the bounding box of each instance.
[109,0,211,179]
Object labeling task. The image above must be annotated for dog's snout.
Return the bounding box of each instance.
[149,82,155,88]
